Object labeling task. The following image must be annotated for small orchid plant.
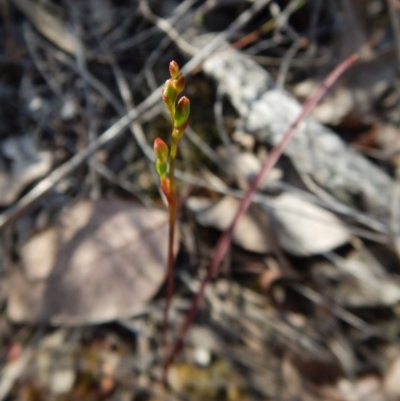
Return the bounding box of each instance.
[155,55,358,383]
[154,61,190,354]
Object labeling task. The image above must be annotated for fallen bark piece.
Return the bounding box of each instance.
[7,200,179,325]
[202,43,394,219]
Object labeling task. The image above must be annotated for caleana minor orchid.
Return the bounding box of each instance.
[154,61,190,358]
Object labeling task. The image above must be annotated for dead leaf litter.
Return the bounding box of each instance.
[1,0,400,400]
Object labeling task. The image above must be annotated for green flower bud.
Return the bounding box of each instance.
[162,80,178,112]
[154,137,169,162]
[174,96,190,128]
[156,159,167,178]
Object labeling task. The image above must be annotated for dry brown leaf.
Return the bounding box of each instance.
[268,193,350,256]
[7,199,179,325]
[186,196,272,254]
[13,0,77,54]
[311,248,400,308]
[217,148,282,191]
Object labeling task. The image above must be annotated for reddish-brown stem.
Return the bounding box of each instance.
[161,137,179,360]
[163,53,359,374]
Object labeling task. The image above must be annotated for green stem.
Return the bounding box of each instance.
[161,137,178,360]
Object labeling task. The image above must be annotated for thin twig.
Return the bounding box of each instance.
[185,126,227,172]
[276,37,303,89]
[70,7,100,199]
[214,83,232,149]
[90,160,151,207]
[139,0,198,56]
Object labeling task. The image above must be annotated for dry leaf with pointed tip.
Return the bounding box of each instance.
[267,193,350,256]
[186,196,272,254]
[13,0,77,54]
[322,250,400,307]
[218,147,282,191]
[8,199,179,325]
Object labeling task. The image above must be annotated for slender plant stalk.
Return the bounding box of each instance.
[163,137,178,352]
[153,62,190,362]
[162,53,359,375]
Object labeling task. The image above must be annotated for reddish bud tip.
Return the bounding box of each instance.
[154,137,168,162]
[169,60,180,79]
